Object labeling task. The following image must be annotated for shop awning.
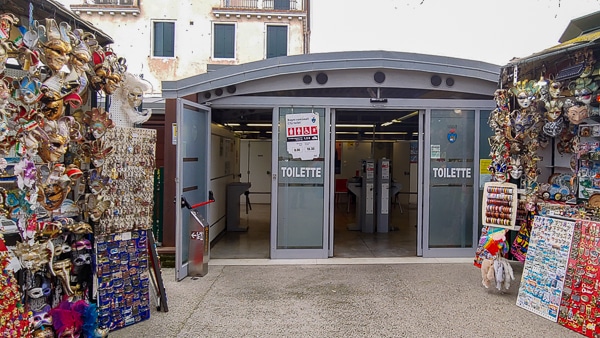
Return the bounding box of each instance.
[1,0,114,46]
[497,11,600,87]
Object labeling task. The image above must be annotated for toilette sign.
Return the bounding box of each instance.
[279,161,324,184]
[286,112,320,160]
[432,167,472,178]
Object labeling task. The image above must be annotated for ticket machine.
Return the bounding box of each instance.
[348,158,400,233]
[361,159,376,233]
[376,158,391,233]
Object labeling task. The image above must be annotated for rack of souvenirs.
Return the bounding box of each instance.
[478,38,600,335]
[481,182,519,229]
[0,10,157,337]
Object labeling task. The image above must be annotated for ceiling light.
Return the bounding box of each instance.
[337,124,374,128]
[364,132,408,135]
[246,123,272,127]
[380,111,419,127]
[225,123,240,127]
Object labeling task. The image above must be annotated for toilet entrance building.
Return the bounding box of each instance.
[161,50,500,278]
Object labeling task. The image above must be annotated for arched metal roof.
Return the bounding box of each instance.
[162,50,501,99]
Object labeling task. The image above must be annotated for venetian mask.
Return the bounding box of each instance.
[37,163,72,211]
[13,241,51,273]
[0,79,11,107]
[13,75,42,106]
[516,90,534,109]
[509,158,523,180]
[128,86,144,108]
[542,117,563,137]
[44,42,71,72]
[52,259,74,295]
[545,99,563,121]
[80,139,113,167]
[32,305,53,329]
[83,107,114,139]
[40,89,65,120]
[510,80,536,109]
[549,80,563,99]
[567,103,588,125]
[37,117,76,163]
[32,328,55,338]
[574,87,594,105]
[41,20,72,73]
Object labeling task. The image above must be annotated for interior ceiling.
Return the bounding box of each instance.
[210,85,493,141]
[212,108,420,141]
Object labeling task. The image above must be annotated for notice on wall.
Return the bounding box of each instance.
[286,112,320,160]
[430,145,440,159]
[516,216,575,322]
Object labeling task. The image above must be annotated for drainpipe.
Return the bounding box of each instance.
[304,0,310,54]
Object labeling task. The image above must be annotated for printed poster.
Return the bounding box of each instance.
[286,112,320,160]
[516,216,575,322]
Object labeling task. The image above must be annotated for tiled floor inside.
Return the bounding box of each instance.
[210,199,417,259]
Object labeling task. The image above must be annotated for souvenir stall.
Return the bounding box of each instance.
[475,24,600,337]
[0,7,157,338]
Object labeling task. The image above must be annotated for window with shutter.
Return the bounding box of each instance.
[266,25,287,59]
[153,22,175,58]
[214,24,235,59]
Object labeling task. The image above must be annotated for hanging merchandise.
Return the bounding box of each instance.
[0,234,31,337]
[0,6,159,337]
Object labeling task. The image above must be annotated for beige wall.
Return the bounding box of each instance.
[65,0,306,95]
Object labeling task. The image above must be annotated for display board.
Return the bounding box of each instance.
[558,220,600,337]
[516,216,575,322]
[96,230,150,329]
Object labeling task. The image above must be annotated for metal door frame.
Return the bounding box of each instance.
[421,108,482,258]
[175,98,211,280]
[270,106,331,259]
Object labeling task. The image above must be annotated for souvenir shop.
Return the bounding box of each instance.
[0,6,158,338]
[475,27,600,337]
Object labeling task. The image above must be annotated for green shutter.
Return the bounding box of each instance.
[154,22,175,57]
[267,26,287,58]
[215,24,235,58]
[154,22,163,56]
[164,22,175,57]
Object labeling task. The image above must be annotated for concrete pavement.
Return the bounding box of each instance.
[110,258,580,338]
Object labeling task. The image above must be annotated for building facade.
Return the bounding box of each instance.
[62,0,309,96]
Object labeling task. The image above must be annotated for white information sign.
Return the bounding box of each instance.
[286,113,320,160]
[430,145,440,159]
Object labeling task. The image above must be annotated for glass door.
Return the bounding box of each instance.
[270,107,330,259]
[175,99,210,280]
[423,109,477,257]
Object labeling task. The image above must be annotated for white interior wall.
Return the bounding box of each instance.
[392,142,411,205]
[208,124,240,241]
[240,140,272,204]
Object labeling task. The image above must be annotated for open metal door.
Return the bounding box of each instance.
[270,107,331,259]
[175,99,211,280]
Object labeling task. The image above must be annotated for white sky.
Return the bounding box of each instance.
[310,0,600,65]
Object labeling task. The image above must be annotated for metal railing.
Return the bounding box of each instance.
[219,0,299,10]
[90,0,137,6]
